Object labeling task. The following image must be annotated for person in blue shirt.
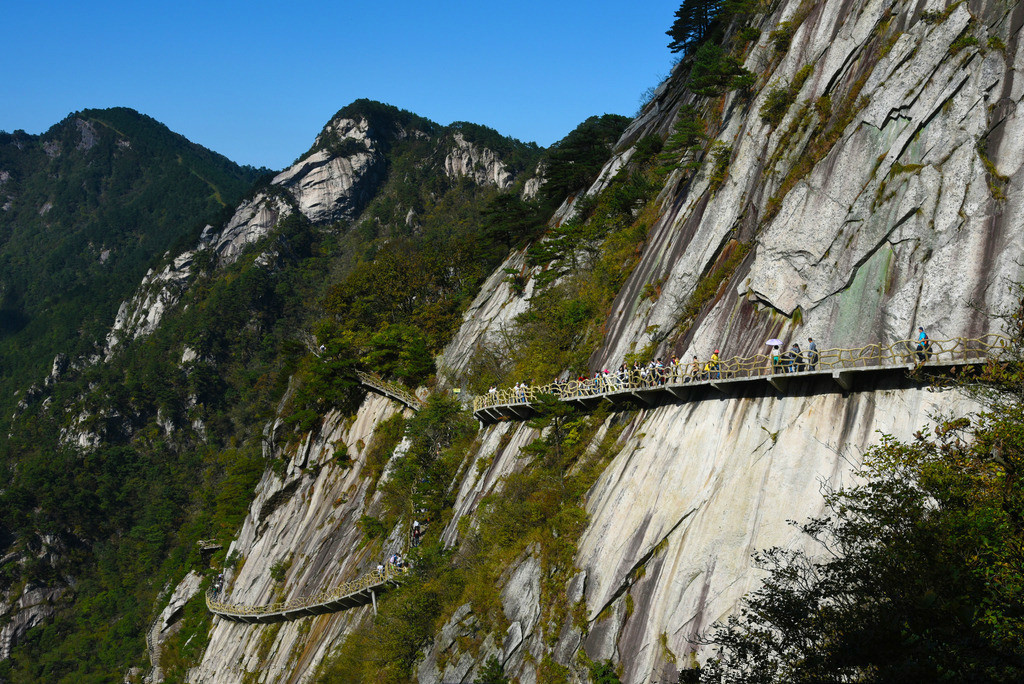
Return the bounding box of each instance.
[916,327,930,362]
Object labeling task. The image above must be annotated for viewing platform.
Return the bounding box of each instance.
[206,564,407,624]
[473,336,1008,423]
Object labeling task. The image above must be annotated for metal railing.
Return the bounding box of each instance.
[473,335,1010,412]
[205,563,408,619]
[356,371,423,411]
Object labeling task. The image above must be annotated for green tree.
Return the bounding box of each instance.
[361,323,435,386]
[474,655,510,684]
[667,0,723,54]
[541,115,631,207]
[686,42,750,97]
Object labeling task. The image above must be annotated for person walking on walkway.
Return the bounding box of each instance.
[771,345,782,373]
[916,326,930,362]
[806,337,818,370]
[711,349,720,379]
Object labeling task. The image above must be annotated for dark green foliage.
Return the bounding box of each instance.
[269,554,292,583]
[738,26,761,43]
[790,63,814,93]
[361,323,435,386]
[667,0,723,54]
[660,105,707,170]
[480,192,547,259]
[379,395,476,523]
[686,42,752,97]
[769,21,796,53]
[474,656,510,684]
[666,0,759,54]
[0,107,261,424]
[950,33,979,55]
[759,84,797,126]
[633,134,665,163]
[589,660,623,683]
[540,114,631,206]
[284,327,362,433]
[759,65,813,128]
[707,143,733,193]
[357,515,388,540]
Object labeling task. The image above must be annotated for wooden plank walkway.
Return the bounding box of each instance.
[473,336,1008,423]
[356,371,423,411]
[206,565,408,624]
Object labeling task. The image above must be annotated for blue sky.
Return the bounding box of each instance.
[3,1,681,170]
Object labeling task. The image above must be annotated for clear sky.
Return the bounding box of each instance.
[2,1,681,170]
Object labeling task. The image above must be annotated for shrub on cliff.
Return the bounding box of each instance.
[686,42,752,97]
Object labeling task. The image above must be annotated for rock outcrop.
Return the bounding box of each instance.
[444,133,515,189]
[0,584,63,660]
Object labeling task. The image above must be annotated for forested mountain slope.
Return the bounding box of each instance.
[0,108,263,414]
[4,0,1024,681]
[0,100,551,681]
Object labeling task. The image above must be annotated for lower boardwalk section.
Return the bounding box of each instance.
[206,566,406,623]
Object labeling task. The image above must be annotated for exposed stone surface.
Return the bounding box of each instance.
[593,0,1024,370]
[444,132,515,189]
[145,570,204,683]
[189,394,413,683]
[272,120,384,225]
[210,194,293,266]
[0,584,63,660]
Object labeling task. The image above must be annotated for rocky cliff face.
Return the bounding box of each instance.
[444,132,516,190]
[174,1,1024,683]
[189,394,413,683]
[594,0,1024,369]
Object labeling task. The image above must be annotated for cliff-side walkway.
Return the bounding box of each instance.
[206,564,407,624]
[356,371,423,411]
[473,335,1008,423]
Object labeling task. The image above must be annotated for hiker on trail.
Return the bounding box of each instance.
[916,326,930,362]
[771,345,782,373]
[711,349,720,379]
[806,338,818,370]
[791,343,803,372]
[689,355,700,382]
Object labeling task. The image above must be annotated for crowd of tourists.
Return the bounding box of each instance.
[486,337,830,403]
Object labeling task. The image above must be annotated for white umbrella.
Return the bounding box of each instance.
[766,338,783,346]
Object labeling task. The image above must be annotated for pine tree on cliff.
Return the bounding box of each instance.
[667,0,722,54]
